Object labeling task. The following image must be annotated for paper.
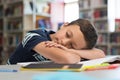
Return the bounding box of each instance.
[78,55,120,66]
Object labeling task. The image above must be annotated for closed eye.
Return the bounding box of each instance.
[66,31,71,38]
[67,42,74,49]
[70,43,74,49]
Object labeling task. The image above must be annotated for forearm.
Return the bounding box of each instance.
[33,42,80,64]
[68,48,106,60]
[43,41,105,61]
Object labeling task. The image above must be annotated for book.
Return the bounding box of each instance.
[79,55,120,66]
[19,61,83,71]
[78,55,120,71]
[18,55,120,71]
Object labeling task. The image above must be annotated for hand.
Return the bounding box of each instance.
[44,41,81,60]
[44,41,81,54]
[59,22,69,29]
[45,41,68,50]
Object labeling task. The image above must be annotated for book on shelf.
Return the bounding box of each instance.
[97,34,108,44]
[93,9,107,19]
[0,20,3,30]
[0,46,2,64]
[94,21,108,31]
[110,33,120,43]
[28,1,50,14]
[79,11,92,19]
[18,55,120,72]
[7,20,23,31]
[0,35,3,45]
[115,19,120,32]
[92,0,107,7]
[29,1,37,13]
[111,47,120,55]
[5,3,23,17]
[36,19,51,30]
[0,6,3,17]
[0,0,2,3]
[79,0,90,9]
[8,34,22,46]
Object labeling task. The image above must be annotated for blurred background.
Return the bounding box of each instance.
[0,0,120,64]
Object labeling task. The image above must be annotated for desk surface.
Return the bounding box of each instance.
[0,65,120,80]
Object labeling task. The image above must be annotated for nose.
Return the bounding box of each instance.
[61,39,71,48]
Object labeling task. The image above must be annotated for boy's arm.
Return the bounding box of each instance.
[44,41,105,60]
[68,48,106,60]
[33,41,81,64]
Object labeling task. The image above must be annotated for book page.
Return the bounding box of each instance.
[78,55,120,66]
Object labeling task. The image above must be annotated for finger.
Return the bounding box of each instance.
[45,41,58,47]
[64,22,69,26]
[45,41,53,47]
[57,45,67,50]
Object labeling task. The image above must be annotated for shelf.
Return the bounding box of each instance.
[94,17,107,21]
[24,13,50,17]
[5,0,23,5]
[110,31,120,34]
[6,30,23,33]
[0,0,52,64]
[36,14,50,21]
[36,13,50,17]
[110,43,120,46]
[5,15,23,19]
[97,30,108,33]
[79,8,91,11]
[96,43,108,46]
[93,5,107,9]
[78,0,117,55]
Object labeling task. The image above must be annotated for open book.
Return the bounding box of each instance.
[78,55,120,71]
[18,55,120,71]
[78,55,120,66]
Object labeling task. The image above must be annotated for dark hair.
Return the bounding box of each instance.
[68,19,98,49]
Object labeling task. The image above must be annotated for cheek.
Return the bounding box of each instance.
[56,32,65,39]
[77,38,86,49]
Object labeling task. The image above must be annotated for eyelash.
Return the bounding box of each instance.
[66,32,70,38]
[70,43,73,48]
[66,32,73,49]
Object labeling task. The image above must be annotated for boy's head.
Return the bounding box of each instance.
[68,19,98,49]
[50,19,98,50]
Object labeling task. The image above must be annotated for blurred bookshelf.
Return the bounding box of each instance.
[79,0,120,55]
[110,19,120,55]
[79,0,108,55]
[0,0,52,64]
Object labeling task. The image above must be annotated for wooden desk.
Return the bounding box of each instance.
[0,65,120,80]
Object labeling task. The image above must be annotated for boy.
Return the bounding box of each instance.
[7,19,105,64]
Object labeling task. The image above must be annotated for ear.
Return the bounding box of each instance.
[60,22,69,29]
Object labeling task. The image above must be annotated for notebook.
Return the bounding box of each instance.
[19,61,83,71]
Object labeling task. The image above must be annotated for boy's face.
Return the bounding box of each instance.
[50,24,87,50]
